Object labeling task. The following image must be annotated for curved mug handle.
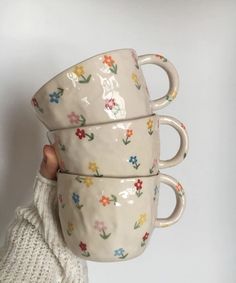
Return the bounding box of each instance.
[138,54,179,110]
[158,115,189,169]
[155,173,186,228]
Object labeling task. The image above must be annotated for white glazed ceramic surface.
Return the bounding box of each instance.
[31,49,179,130]
[57,171,186,262]
[47,114,188,177]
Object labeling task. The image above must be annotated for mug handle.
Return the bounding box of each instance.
[155,173,186,228]
[159,115,189,169]
[138,54,179,110]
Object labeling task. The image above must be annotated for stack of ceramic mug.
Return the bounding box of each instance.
[31,49,189,262]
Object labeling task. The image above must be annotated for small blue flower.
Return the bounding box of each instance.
[49,88,64,103]
[114,248,125,257]
[129,156,137,165]
[49,92,60,103]
[72,192,80,204]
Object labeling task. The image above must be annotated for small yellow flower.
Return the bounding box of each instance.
[74,66,85,77]
[68,222,74,231]
[88,162,98,172]
[131,73,139,83]
[83,177,93,187]
[138,213,147,225]
[147,119,153,129]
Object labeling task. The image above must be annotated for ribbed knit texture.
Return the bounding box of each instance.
[0,171,88,283]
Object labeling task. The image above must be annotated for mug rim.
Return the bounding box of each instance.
[48,113,156,132]
[57,169,160,180]
[33,47,136,98]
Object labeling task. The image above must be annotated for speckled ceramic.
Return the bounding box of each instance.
[57,171,185,262]
[47,114,188,177]
[31,49,179,130]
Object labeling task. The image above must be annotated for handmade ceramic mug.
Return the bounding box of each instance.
[31,48,179,130]
[47,114,188,177]
[57,171,185,262]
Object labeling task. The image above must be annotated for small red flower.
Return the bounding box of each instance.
[79,241,87,251]
[75,128,86,139]
[32,98,38,107]
[134,179,143,191]
[181,123,186,130]
[103,55,115,67]
[143,232,149,241]
[176,183,183,192]
[105,98,116,110]
[126,129,133,138]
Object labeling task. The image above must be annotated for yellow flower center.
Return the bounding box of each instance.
[88,162,98,172]
[74,66,85,77]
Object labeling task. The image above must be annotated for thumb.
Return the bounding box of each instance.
[40,145,59,180]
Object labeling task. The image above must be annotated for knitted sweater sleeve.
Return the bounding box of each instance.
[0,171,89,283]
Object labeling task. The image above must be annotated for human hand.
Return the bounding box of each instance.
[40,145,59,181]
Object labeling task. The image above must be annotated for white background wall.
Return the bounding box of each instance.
[0,0,235,282]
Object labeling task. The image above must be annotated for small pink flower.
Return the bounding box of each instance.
[94,220,107,232]
[176,183,183,192]
[181,123,186,130]
[105,98,116,110]
[68,112,80,124]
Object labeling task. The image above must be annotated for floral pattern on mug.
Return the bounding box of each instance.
[75,128,94,141]
[49,88,64,104]
[105,98,121,116]
[141,232,150,247]
[31,97,44,113]
[131,50,139,69]
[166,90,177,102]
[129,156,140,170]
[75,176,93,188]
[153,185,159,201]
[103,55,117,74]
[122,129,133,145]
[58,194,65,208]
[147,118,154,135]
[134,213,147,229]
[73,65,92,83]
[99,195,117,206]
[88,162,103,177]
[67,222,74,236]
[149,158,158,174]
[134,179,143,197]
[72,192,83,209]
[114,248,128,259]
[155,54,167,62]
[67,112,86,126]
[131,73,141,90]
[94,220,111,239]
[79,241,90,257]
[176,183,184,197]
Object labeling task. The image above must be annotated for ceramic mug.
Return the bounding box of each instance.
[57,171,186,262]
[47,114,188,177]
[31,48,179,130]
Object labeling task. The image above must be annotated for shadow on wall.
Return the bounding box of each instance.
[0,90,45,242]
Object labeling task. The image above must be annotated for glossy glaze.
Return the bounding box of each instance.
[57,171,185,262]
[47,114,188,177]
[31,49,179,130]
